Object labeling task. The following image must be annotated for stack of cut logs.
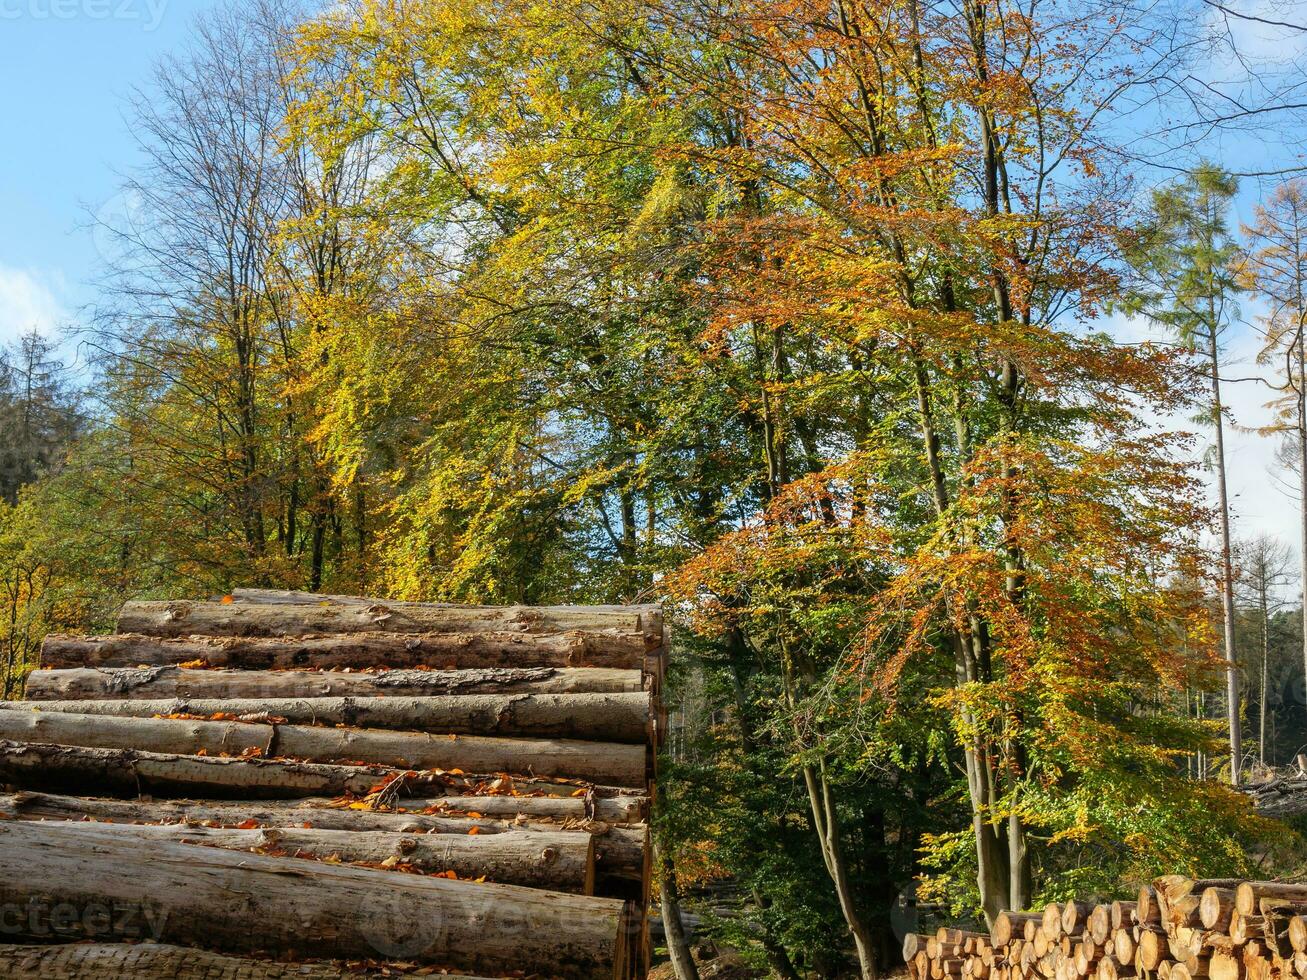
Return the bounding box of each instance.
[905,877,1307,980]
[0,589,663,979]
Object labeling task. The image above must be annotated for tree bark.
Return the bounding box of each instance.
[42,631,645,671]
[655,838,700,980]
[9,818,596,892]
[119,596,660,646]
[0,708,647,786]
[0,943,386,979]
[1209,321,1242,785]
[0,820,629,978]
[0,740,638,802]
[26,665,641,700]
[0,791,647,882]
[8,691,652,742]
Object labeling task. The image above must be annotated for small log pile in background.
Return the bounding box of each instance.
[904,877,1307,980]
[0,589,664,979]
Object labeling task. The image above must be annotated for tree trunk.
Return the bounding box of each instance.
[1209,327,1242,785]
[0,943,383,979]
[0,740,637,801]
[26,665,641,700]
[655,838,700,980]
[0,820,630,978]
[8,691,652,742]
[11,817,595,892]
[1261,577,1270,767]
[120,595,661,644]
[1299,328,1307,743]
[42,630,646,671]
[0,708,647,786]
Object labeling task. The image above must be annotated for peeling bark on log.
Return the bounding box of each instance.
[0,792,648,881]
[0,820,629,978]
[26,665,642,700]
[0,944,392,979]
[43,630,646,671]
[0,709,648,785]
[11,818,596,892]
[117,598,658,650]
[7,691,652,743]
[0,741,639,802]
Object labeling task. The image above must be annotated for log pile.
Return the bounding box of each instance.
[0,589,664,979]
[904,877,1307,980]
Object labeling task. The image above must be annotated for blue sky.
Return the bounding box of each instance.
[2,0,1307,552]
[0,0,213,363]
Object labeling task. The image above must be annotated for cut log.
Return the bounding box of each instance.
[0,820,629,978]
[0,740,639,803]
[7,691,653,743]
[1110,901,1136,931]
[0,944,381,979]
[1201,888,1237,931]
[25,665,642,700]
[0,791,648,882]
[43,630,645,671]
[1044,904,1065,941]
[16,818,595,892]
[1289,914,1307,952]
[1114,928,1135,965]
[1063,901,1093,939]
[993,912,1043,947]
[1236,882,1307,916]
[0,709,647,785]
[227,588,662,636]
[1209,949,1242,980]
[1088,905,1111,945]
[1137,887,1162,928]
[117,598,659,648]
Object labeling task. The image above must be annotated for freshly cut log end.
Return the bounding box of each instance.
[1138,886,1161,927]
[0,820,629,979]
[1062,900,1092,938]
[1201,887,1236,931]
[1110,900,1136,931]
[25,665,643,700]
[992,912,1042,948]
[1087,904,1111,945]
[1043,903,1064,941]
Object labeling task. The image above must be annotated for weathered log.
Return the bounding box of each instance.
[0,740,639,804]
[0,820,629,978]
[8,691,652,743]
[0,791,648,882]
[228,588,661,632]
[25,665,642,700]
[0,709,647,785]
[117,598,659,647]
[43,630,645,671]
[0,944,394,979]
[15,817,596,892]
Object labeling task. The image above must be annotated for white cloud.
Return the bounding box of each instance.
[0,265,68,344]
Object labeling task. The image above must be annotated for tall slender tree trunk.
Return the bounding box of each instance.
[1260,569,1270,767]
[1209,325,1241,785]
[655,840,698,980]
[1298,328,1307,730]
